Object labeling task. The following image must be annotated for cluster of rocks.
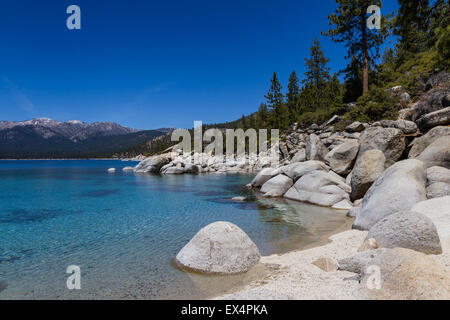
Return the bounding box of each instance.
[133,149,278,175]
[171,74,450,300]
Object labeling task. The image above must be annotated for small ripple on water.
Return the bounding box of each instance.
[0,208,83,224]
[79,189,118,197]
[0,280,8,293]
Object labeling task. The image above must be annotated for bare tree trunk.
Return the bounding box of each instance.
[361,15,369,94]
[362,15,369,95]
[363,53,369,94]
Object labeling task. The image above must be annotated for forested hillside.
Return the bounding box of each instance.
[134,0,449,157]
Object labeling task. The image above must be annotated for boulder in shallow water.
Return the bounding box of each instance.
[175,222,261,274]
[366,211,442,254]
[353,159,427,230]
[107,168,116,173]
[250,168,278,188]
[284,170,351,207]
[134,153,172,173]
[260,174,293,197]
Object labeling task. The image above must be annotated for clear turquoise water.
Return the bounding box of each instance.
[0,160,349,299]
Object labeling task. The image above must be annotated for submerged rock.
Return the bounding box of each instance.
[175,222,261,275]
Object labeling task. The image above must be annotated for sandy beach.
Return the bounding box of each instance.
[214,230,450,300]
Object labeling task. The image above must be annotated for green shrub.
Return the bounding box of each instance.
[344,86,399,123]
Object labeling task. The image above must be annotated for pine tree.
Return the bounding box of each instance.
[322,0,391,95]
[287,70,300,124]
[264,72,284,129]
[240,115,247,129]
[303,38,331,88]
[394,0,432,62]
[257,103,269,129]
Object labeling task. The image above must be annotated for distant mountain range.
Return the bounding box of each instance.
[0,118,170,159]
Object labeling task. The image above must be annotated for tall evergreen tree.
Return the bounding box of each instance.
[303,38,331,88]
[240,114,247,129]
[287,70,300,124]
[394,0,432,62]
[256,103,269,129]
[264,72,284,129]
[322,0,390,95]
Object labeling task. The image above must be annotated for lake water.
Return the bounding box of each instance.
[0,160,350,299]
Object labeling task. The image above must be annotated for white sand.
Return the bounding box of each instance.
[214,230,450,300]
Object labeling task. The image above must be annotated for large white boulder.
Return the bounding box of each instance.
[260,174,293,197]
[134,153,172,173]
[279,160,329,181]
[290,149,306,163]
[350,150,386,201]
[324,140,360,175]
[411,196,450,239]
[417,135,450,169]
[366,211,442,254]
[306,134,329,161]
[408,126,450,158]
[353,159,427,230]
[339,248,450,300]
[175,222,261,274]
[357,127,406,166]
[284,170,351,207]
[250,168,278,187]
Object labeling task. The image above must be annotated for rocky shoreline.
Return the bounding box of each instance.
[131,75,450,299]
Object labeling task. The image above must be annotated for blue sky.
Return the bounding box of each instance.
[0,0,399,129]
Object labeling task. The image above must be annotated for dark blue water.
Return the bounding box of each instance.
[0,160,349,299]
